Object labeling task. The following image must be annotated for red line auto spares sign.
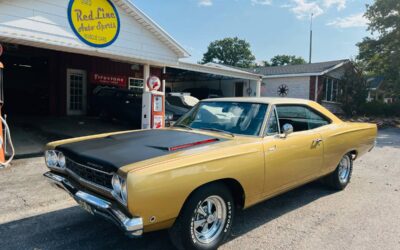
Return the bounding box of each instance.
[91,73,127,87]
[68,0,120,48]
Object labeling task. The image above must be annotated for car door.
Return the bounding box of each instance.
[262,105,324,197]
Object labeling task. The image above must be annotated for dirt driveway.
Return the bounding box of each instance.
[0,128,399,250]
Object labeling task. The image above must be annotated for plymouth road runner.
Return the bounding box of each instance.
[44,97,377,250]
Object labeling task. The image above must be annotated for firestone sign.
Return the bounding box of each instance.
[91,73,126,87]
[68,0,120,48]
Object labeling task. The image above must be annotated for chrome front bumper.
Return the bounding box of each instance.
[44,171,143,237]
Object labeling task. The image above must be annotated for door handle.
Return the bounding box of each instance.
[313,138,323,144]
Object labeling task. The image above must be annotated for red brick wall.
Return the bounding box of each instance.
[316,76,325,103]
[309,76,316,100]
[309,76,325,103]
[3,44,148,116]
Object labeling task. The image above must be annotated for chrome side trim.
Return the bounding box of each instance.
[44,172,143,237]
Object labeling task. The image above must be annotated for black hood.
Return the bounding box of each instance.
[57,129,224,173]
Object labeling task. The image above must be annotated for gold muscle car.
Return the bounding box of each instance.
[44,97,377,250]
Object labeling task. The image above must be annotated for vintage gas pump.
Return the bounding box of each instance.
[0,43,15,168]
[142,75,165,129]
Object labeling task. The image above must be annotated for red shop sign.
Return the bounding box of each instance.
[91,73,127,87]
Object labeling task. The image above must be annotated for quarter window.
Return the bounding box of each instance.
[266,107,280,135]
[276,105,330,132]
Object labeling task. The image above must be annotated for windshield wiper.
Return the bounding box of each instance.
[199,127,235,137]
[174,124,193,130]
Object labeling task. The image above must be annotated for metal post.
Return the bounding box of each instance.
[142,64,151,129]
[309,13,313,64]
[143,64,150,92]
[256,78,262,97]
[162,67,166,94]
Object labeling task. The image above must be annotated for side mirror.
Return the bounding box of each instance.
[281,123,294,138]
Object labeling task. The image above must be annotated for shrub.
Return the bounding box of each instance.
[359,101,400,117]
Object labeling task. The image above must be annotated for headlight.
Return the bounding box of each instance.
[165,113,173,121]
[112,174,122,194]
[112,174,127,205]
[57,152,66,168]
[45,150,66,169]
[45,150,59,168]
[121,180,128,203]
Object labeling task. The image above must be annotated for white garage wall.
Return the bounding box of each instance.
[167,80,235,95]
[262,76,310,99]
[166,79,258,97]
[0,0,180,64]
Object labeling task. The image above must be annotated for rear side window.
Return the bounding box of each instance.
[276,105,330,132]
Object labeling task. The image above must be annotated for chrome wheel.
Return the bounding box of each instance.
[338,155,351,184]
[192,195,227,244]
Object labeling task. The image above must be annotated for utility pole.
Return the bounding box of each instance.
[309,13,313,64]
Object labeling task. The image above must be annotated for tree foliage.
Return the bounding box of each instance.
[269,55,307,66]
[357,0,400,96]
[340,62,369,116]
[201,37,256,68]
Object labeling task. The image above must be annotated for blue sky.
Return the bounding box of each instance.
[133,0,373,64]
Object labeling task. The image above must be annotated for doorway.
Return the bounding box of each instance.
[235,82,244,97]
[67,69,87,115]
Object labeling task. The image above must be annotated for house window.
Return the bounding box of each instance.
[129,77,144,91]
[324,77,339,102]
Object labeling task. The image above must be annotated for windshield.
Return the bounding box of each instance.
[174,101,268,136]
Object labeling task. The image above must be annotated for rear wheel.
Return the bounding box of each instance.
[324,154,353,190]
[169,183,234,250]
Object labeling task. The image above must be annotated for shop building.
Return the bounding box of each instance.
[0,0,261,116]
[0,0,261,156]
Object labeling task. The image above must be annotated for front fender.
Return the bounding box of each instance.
[126,142,264,232]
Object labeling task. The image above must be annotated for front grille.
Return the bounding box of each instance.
[66,158,113,190]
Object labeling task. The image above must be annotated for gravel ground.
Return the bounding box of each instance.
[0,128,399,250]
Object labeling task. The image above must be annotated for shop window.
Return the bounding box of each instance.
[324,78,340,102]
[129,77,144,91]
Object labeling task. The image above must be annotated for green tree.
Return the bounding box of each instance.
[201,37,256,68]
[340,61,368,116]
[357,0,400,96]
[269,55,306,66]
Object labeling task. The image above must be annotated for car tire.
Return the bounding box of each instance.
[169,183,235,250]
[324,154,353,190]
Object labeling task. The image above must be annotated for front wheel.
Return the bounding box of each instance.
[324,154,353,190]
[169,183,234,250]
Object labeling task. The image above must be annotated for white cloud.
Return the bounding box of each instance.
[323,0,346,10]
[198,0,213,7]
[327,13,368,28]
[251,0,273,5]
[289,0,324,19]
